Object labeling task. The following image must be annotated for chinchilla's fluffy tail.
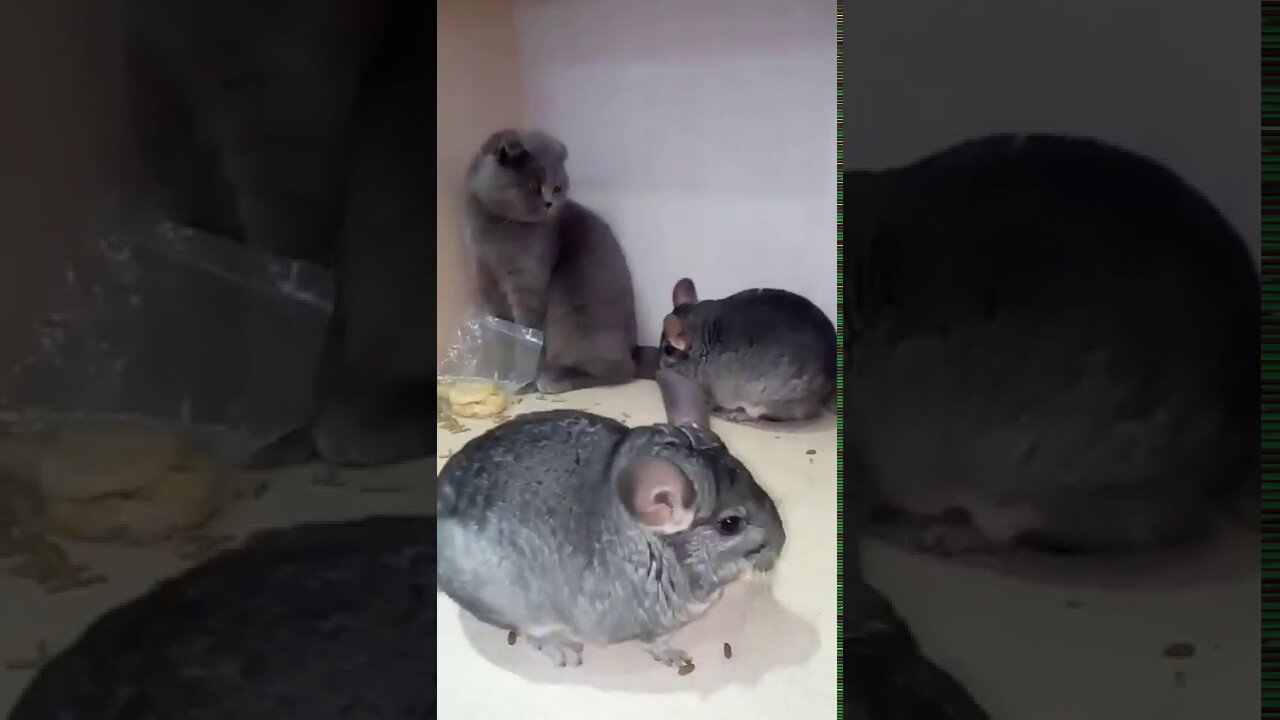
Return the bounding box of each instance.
[632,345,660,380]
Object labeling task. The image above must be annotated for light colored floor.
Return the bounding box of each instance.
[437,382,840,719]
[0,381,1258,719]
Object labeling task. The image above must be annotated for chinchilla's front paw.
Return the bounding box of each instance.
[644,640,692,668]
[524,633,584,668]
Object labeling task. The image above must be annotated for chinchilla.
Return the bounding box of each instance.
[847,134,1259,557]
[657,278,837,423]
[6,516,435,720]
[435,369,787,668]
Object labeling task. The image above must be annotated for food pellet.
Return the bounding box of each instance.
[723,642,733,659]
[507,631,518,646]
[677,662,696,676]
[1163,642,1196,658]
[1174,669,1188,687]
[805,449,816,455]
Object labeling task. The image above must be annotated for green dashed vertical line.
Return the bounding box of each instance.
[1264,3,1277,716]
[835,3,845,719]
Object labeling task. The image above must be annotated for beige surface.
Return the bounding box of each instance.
[436,381,840,718]
[0,383,1257,718]
[436,0,525,358]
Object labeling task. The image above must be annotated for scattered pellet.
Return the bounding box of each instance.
[805,449,816,455]
[1163,642,1196,658]
[1174,669,1188,687]
[723,642,733,659]
[507,631,518,646]
[677,662,696,676]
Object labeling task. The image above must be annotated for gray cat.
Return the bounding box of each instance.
[847,134,1259,557]
[436,369,785,668]
[465,129,654,394]
[659,278,837,422]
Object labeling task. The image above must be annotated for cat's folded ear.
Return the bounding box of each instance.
[617,457,695,533]
[491,129,528,165]
[672,277,698,307]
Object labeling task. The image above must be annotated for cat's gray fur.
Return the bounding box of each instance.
[659,278,837,422]
[465,129,649,394]
[118,0,442,468]
[7,516,435,720]
[436,370,785,667]
[847,134,1259,557]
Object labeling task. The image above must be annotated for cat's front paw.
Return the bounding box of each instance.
[313,401,432,467]
[534,372,575,395]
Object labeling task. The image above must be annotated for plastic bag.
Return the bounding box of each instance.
[0,220,333,443]
[436,313,543,393]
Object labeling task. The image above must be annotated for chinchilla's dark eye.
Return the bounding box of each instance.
[716,515,745,536]
[662,344,679,357]
[553,185,563,193]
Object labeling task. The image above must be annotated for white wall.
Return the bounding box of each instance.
[844,0,1260,260]
[514,0,838,340]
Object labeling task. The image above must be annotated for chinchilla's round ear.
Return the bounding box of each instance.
[617,457,694,534]
[672,277,698,307]
[656,369,710,429]
[662,314,690,352]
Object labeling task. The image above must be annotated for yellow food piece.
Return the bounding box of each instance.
[35,426,220,544]
[447,381,508,418]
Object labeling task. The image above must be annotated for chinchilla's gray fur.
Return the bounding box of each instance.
[847,134,1259,557]
[7,516,435,720]
[435,370,786,667]
[657,279,837,422]
[845,582,990,720]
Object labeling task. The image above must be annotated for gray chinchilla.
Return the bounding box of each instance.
[6,516,435,720]
[657,278,837,423]
[848,134,1259,557]
[435,369,786,668]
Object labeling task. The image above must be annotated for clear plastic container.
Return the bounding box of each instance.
[0,219,333,444]
[436,313,544,393]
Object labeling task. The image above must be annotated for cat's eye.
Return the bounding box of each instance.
[716,516,745,536]
[553,185,563,193]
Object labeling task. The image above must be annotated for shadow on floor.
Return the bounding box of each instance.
[453,579,821,696]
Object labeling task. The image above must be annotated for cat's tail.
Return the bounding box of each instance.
[632,345,660,380]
